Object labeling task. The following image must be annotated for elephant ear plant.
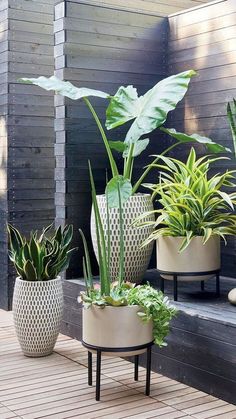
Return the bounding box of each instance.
[19,71,230,200]
[134,147,236,251]
[8,224,75,280]
[78,164,177,347]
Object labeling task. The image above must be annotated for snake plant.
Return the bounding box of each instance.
[134,148,236,251]
[8,224,75,281]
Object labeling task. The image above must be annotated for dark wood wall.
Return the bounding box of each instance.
[0,0,56,309]
[0,0,9,309]
[54,0,168,278]
[168,0,236,278]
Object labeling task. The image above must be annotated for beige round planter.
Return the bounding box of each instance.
[90,194,155,284]
[157,236,220,281]
[82,305,153,356]
[13,277,63,357]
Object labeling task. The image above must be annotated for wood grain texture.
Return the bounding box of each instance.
[0,308,235,418]
[62,272,236,405]
[1,0,57,310]
[168,0,236,278]
[54,0,168,279]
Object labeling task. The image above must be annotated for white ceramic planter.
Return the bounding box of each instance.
[13,277,63,357]
[157,236,220,281]
[82,305,153,356]
[90,194,155,284]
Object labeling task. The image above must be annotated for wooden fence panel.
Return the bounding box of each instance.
[54,0,168,278]
[168,0,236,277]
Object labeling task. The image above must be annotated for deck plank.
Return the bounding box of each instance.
[0,309,234,419]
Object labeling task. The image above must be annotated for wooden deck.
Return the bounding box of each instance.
[0,310,235,419]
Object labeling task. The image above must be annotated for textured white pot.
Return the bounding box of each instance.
[90,194,155,283]
[13,277,63,357]
[157,236,221,281]
[83,305,153,356]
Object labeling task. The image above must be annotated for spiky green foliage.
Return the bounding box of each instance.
[227,99,236,158]
[134,148,236,251]
[8,224,75,281]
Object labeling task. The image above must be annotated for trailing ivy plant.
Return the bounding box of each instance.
[133,148,236,251]
[19,72,230,204]
[78,164,177,347]
[8,224,76,281]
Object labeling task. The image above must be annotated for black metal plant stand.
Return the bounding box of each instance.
[158,269,221,301]
[82,341,153,401]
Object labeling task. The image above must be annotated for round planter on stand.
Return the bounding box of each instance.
[90,194,155,283]
[157,236,221,281]
[82,305,153,356]
[82,305,153,400]
[13,277,64,357]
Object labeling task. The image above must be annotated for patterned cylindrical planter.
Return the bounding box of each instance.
[91,194,155,283]
[13,277,63,357]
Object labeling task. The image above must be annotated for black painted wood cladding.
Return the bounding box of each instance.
[0,0,57,309]
[54,0,168,279]
[168,0,236,278]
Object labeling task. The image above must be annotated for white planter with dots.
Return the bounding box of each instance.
[90,194,155,284]
[13,277,63,357]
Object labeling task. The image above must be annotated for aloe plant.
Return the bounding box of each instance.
[134,148,236,251]
[8,224,75,281]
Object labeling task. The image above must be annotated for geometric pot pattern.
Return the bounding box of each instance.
[91,194,155,284]
[13,276,63,357]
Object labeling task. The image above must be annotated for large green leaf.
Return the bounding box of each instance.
[160,127,231,153]
[106,85,139,129]
[106,70,196,144]
[19,76,110,100]
[123,138,149,158]
[106,175,132,208]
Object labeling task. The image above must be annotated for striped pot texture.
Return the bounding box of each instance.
[13,277,63,357]
[91,194,155,283]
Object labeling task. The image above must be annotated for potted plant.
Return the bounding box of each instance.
[78,164,177,357]
[8,224,75,357]
[134,147,236,281]
[19,74,230,283]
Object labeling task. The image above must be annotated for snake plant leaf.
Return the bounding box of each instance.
[24,260,37,281]
[19,76,110,100]
[7,224,24,254]
[106,70,196,143]
[123,138,149,158]
[160,127,231,153]
[106,175,132,208]
[29,236,41,277]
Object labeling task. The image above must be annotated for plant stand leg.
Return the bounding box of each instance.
[88,351,92,386]
[134,355,139,381]
[216,272,220,297]
[174,274,178,301]
[96,350,101,401]
[201,280,204,291]
[145,346,152,396]
[160,277,164,293]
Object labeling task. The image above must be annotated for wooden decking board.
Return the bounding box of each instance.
[0,310,235,419]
